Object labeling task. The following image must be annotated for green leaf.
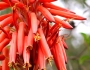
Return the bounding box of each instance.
[79,55,90,64]
[0,8,12,15]
[81,33,90,45]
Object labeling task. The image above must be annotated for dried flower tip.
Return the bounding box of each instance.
[47,56,53,66]
[8,62,17,70]
[26,45,33,51]
[23,63,32,68]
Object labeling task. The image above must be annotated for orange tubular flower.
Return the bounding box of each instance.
[0,0,86,70]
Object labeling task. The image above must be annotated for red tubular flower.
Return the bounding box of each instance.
[0,32,7,43]
[0,0,86,70]
[43,2,75,13]
[58,37,67,63]
[27,28,34,50]
[38,46,46,70]
[0,16,13,28]
[62,37,68,49]
[12,8,19,30]
[37,5,55,22]
[49,9,86,20]
[17,22,25,55]
[0,38,10,52]
[0,2,10,10]
[48,23,60,36]
[2,47,10,70]
[51,43,66,70]
[30,12,38,33]
[23,36,31,68]
[9,31,17,65]
[0,13,12,21]
[54,17,73,29]
[38,28,52,59]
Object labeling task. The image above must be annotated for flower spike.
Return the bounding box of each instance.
[0,0,86,70]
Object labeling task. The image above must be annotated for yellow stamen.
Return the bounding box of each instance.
[34,33,41,41]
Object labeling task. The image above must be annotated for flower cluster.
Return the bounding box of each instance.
[0,0,86,70]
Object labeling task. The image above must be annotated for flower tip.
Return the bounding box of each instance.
[77,16,86,20]
[83,17,87,20]
[65,23,73,29]
[69,25,73,29]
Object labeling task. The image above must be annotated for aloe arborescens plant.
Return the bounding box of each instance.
[0,0,86,70]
